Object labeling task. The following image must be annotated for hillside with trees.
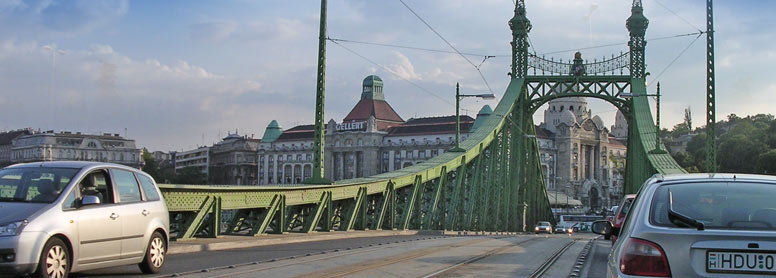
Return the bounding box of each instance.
[663,111,776,174]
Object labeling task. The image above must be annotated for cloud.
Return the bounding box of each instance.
[1,0,128,34]
[189,18,314,44]
[0,39,301,150]
[386,52,420,81]
[189,21,238,42]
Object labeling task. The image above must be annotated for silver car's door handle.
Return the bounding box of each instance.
[110,213,119,220]
[142,210,150,216]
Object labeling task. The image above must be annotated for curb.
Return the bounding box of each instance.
[168,230,443,255]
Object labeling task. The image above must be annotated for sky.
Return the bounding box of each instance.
[0,0,773,151]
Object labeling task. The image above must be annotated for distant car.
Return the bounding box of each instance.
[0,161,169,278]
[555,223,579,235]
[534,221,553,234]
[607,194,636,242]
[593,174,776,277]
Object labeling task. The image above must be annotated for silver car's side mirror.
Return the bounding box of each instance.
[81,195,101,206]
[591,220,612,235]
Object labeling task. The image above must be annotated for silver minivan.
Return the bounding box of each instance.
[0,161,169,278]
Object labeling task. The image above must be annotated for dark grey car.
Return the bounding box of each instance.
[0,161,169,278]
[593,174,776,277]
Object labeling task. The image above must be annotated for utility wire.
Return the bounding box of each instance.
[327,38,496,58]
[397,0,495,94]
[330,39,456,108]
[539,31,704,55]
[653,0,703,32]
[647,32,703,89]
[328,31,703,59]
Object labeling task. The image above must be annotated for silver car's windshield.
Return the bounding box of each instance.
[0,167,79,203]
[651,181,776,231]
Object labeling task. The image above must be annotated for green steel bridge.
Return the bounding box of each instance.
[160,0,693,240]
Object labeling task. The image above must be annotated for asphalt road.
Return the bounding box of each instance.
[74,235,435,278]
[584,238,612,278]
[73,233,601,278]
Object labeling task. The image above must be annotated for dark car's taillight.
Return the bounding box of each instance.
[619,238,671,277]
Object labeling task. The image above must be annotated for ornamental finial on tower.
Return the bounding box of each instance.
[509,0,531,36]
[509,0,531,77]
[627,0,649,37]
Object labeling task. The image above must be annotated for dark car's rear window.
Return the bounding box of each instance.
[620,198,634,215]
[650,181,776,231]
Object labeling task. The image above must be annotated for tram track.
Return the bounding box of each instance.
[162,235,582,278]
[153,236,451,278]
[423,236,578,278]
[528,239,579,278]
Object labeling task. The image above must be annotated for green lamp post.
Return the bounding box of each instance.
[451,82,496,152]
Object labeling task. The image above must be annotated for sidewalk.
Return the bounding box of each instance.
[168,230,525,255]
[168,230,441,255]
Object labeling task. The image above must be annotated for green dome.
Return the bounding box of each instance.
[472,105,493,131]
[261,120,283,143]
[363,75,383,87]
[477,105,493,116]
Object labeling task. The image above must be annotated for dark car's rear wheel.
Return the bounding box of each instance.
[34,237,70,278]
[139,231,166,274]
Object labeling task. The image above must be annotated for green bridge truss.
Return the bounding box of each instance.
[159,0,686,239]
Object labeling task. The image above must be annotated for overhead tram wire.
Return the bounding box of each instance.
[327,38,497,58]
[653,0,703,32]
[539,31,704,56]
[329,39,461,110]
[397,0,495,94]
[328,31,703,61]
[647,32,704,91]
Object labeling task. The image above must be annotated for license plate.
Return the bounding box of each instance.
[707,251,776,275]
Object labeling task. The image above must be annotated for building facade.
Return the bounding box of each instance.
[257,75,478,185]
[540,97,628,211]
[174,146,210,179]
[0,128,32,167]
[209,133,260,185]
[10,130,143,168]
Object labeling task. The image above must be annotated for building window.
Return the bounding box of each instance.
[306,154,311,161]
[357,139,363,146]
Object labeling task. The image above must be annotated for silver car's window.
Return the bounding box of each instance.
[63,190,77,209]
[651,181,776,231]
[78,170,115,204]
[112,169,142,203]
[0,167,78,203]
[136,174,160,201]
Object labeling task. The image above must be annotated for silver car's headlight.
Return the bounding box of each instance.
[0,220,27,236]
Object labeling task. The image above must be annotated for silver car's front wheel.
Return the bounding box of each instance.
[35,238,70,278]
[139,231,166,274]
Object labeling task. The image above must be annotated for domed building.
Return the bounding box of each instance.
[256,75,488,184]
[539,97,628,212]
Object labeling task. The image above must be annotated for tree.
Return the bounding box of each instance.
[718,134,768,173]
[173,166,207,185]
[757,149,776,174]
[141,150,161,181]
[683,107,692,132]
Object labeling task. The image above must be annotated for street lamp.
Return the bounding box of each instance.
[42,45,66,96]
[621,82,666,154]
[451,82,496,152]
